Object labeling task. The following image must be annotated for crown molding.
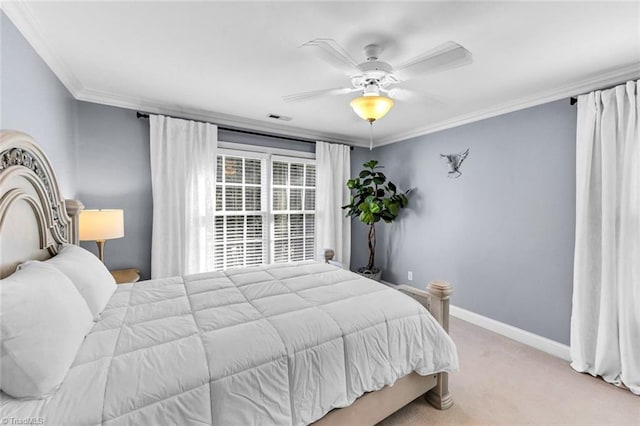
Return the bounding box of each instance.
[376,63,640,146]
[74,87,367,147]
[2,1,368,147]
[2,1,85,98]
[4,0,638,149]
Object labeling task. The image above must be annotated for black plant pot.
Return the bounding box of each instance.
[356,267,382,282]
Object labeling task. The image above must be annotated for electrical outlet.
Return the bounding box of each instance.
[408,271,413,281]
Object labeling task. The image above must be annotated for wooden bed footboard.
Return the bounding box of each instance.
[314,279,455,425]
[397,282,454,410]
[321,249,454,413]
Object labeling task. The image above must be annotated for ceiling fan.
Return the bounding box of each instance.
[283,38,472,124]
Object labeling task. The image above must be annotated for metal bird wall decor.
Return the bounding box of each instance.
[440,148,469,178]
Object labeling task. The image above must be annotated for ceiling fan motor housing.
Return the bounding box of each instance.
[353,61,397,93]
[363,43,384,61]
[358,60,393,75]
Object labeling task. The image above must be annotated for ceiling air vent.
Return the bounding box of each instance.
[267,113,292,121]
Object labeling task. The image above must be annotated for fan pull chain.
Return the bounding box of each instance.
[369,121,374,151]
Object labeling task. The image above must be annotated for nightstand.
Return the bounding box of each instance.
[110,268,140,284]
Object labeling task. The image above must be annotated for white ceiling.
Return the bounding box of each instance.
[4,1,640,147]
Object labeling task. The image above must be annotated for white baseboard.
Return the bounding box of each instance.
[380,281,571,361]
[450,305,571,361]
[380,280,398,288]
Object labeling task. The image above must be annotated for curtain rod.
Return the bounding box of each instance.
[569,80,634,105]
[136,111,353,150]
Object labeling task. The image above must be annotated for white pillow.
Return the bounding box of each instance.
[0,262,94,399]
[46,244,117,319]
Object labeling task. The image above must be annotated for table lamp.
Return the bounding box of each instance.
[79,209,124,263]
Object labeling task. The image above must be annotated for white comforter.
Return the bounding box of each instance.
[1,261,458,425]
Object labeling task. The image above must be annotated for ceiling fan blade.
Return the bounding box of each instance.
[394,41,472,80]
[387,87,418,101]
[282,87,356,103]
[301,39,361,75]
[385,87,445,105]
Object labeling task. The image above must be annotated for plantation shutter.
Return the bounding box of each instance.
[214,154,267,270]
[214,151,316,270]
[271,158,316,263]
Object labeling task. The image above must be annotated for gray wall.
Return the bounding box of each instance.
[76,102,152,278]
[1,12,78,197]
[351,100,576,345]
[74,105,316,279]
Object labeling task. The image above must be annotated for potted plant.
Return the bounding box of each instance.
[342,160,410,281]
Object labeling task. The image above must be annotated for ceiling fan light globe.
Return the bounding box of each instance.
[350,96,394,122]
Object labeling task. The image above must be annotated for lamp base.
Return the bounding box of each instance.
[96,240,106,263]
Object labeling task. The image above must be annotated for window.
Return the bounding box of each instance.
[214,154,267,270]
[271,158,316,263]
[214,149,316,270]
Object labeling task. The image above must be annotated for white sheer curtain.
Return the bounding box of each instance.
[315,141,351,268]
[571,80,639,395]
[149,115,217,278]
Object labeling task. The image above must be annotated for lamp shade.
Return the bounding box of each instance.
[350,95,394,122]
[79,209,124,241]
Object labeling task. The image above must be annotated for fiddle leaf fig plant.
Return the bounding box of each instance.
[342,160,409,274]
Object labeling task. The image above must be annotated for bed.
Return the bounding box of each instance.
[0,130,457,426]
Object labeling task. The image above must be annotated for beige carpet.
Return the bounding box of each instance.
[379,317,640,426]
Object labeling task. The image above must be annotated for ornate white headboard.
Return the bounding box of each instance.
[0,130,83,278]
